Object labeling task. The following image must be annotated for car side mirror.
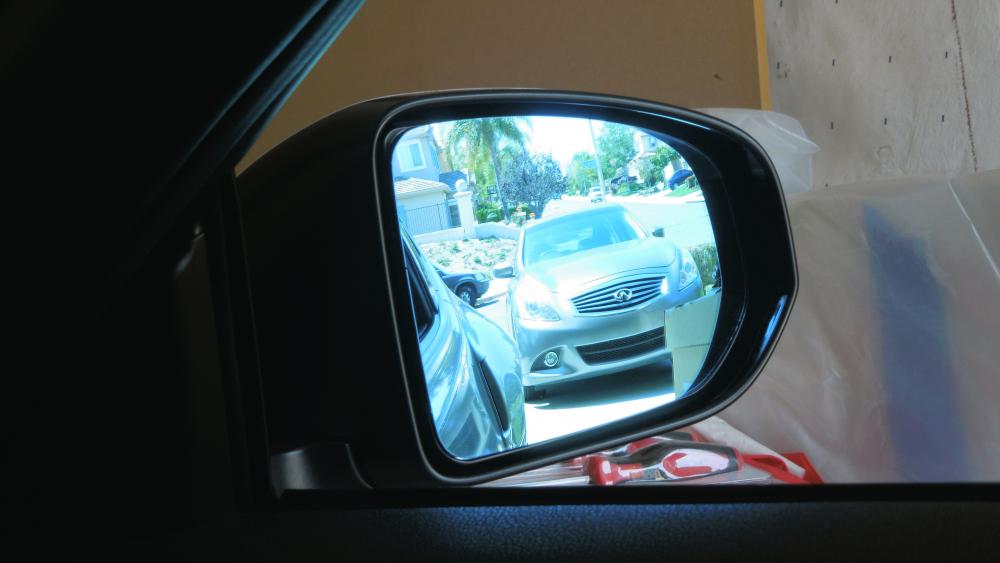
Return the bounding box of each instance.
[238,90,795,489]
[493,263,514,278]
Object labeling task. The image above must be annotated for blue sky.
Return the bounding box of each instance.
[523,116,605,172]
[433,116,607,173]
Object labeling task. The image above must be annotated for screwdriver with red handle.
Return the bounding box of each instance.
[585,441,742,486]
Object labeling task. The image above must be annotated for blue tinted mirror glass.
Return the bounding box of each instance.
[392,116,721,459]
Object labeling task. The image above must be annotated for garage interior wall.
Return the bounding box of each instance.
[238,0,766,172]
[765,0,1000,189]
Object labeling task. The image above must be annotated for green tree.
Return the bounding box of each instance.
[637,158,659,187]
[595,122,637,181]
[567,151,599,194]
[498,153,566,217]
[495,144,525,171]
[650,144,683,185]
[446,117,529,190]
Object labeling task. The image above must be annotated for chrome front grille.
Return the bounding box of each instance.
[571,276,664,314]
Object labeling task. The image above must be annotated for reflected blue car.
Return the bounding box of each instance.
[402,231,526,459]
[668,168,694,188]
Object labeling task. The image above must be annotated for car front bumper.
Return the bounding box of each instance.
[513,278,702,388]
[474,279,490,297]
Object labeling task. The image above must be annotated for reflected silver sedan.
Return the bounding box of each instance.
[494,204,702,400]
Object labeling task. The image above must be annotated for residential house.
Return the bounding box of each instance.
[392,125,442,182]
[393,125,462,234]
[634,130,659,159]
[626,130,690,186]
[438,169,469,191]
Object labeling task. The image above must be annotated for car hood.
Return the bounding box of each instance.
[526,237,677,293]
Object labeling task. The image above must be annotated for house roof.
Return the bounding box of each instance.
[438,170,467,190]
[394,177,451,197]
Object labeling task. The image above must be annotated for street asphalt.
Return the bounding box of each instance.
[477,292,676,445]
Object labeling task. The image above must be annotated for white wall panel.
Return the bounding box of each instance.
[766,0,998,188]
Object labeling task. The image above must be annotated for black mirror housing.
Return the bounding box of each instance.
[237,90,796,490]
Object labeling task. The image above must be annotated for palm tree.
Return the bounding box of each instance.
[446,117,529,189]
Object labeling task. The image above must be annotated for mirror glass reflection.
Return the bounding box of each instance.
[392,116,721,459]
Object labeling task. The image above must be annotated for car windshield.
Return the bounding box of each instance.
[522,208,645,267]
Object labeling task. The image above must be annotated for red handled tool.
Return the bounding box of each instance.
[586,441,742,486]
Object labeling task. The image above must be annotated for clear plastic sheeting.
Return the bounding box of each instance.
[720,171,1000,482]
[700,108,820,196]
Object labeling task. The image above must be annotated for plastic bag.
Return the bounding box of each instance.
[719,170,1000,482]
[484,418,822,486]
[700,108,820,196]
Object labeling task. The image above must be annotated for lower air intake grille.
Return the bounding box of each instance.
[576,327,665,365]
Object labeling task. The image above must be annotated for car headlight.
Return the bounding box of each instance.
[474,272,488,281]
[679,248,700,289]
[514,279,560,322]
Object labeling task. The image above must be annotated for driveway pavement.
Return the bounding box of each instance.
[475,277,509,308]
[523,363,675,444]
[477,294,676,445]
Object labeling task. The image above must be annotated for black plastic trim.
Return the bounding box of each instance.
[279,483,1000,509]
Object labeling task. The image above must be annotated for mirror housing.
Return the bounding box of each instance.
[237,90,796,490]
[651,227,665,238]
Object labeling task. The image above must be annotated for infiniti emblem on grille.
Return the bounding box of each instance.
[613,288,633,302]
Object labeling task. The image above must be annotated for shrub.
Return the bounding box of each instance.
[419,238,517,279]
[475,201,503,223]
[507,203,535,217]
[689,243,719,291]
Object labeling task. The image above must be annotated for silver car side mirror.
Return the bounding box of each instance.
[493,264,514,278]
